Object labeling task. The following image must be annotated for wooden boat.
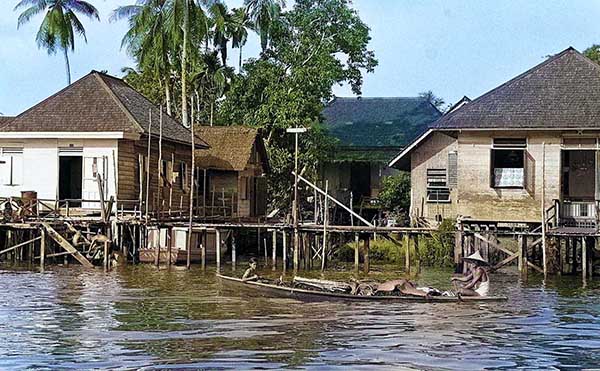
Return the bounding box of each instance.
[216,274,508,302]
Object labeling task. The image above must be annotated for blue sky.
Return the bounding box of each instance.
[1,0,600,115]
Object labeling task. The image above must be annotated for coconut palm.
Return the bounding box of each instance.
[15,0,100,85]
[244,0,284,52]
[230,7,251,71]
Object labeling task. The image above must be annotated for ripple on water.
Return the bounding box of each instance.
[0,264,599,369]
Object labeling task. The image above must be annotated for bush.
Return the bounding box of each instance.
[378,172,410,213]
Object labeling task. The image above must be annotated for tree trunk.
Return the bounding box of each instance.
[210,101,214,127]
[239,45,243,72]
[63,48,71,85]
[181,0,189,128]
[164,80,172,116]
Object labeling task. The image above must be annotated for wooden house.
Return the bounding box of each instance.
[195,126,269,219]
[321,97,441,217]
[0,71,207,214]
[390,47,600,230]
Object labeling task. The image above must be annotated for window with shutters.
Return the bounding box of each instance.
[447,151,458,188]
[491,138,527,188]
[0,147,23,186]
[426,168,450,202]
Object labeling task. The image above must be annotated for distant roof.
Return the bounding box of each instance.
[435,47,600,129]
[195,126,269,172]
[445,96,471,114]
[0,116,13,125]
[1,71,207,147]
[322,97,442,148]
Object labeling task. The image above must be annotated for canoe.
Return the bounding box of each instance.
[216,274,508,302]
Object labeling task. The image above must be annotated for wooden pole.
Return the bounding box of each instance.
[232,232,237,271]
[145,109,152,220]
[201,231,206,270]
[40,228,46,272]
[167,227,172,267]
[404,233,410,273]
[523,235,529,280]
[282,231,287,272]
[293,132,300,272]
[541,142,547,277]
[363,235,370,274]
[157,107,163,218]
[216,229,221,271]
[187,97,195,270]
[518,235,524,273]
[321,180,328,272]
[169,153,174,215]
[272,229,277,271]
[104,240,109,271]
[582,237,587,281]
[354,234,359,272]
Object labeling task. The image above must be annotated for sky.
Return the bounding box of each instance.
[1,0,600,115]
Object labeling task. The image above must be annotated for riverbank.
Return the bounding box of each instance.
[0,263,598,369]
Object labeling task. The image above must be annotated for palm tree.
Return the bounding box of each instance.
[209,2,230,66]
[15,0,100,85]
[112,0,174,114]
[244,0,284,52]
[230,7,251,71]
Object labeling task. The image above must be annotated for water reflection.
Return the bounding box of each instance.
[0,263,598,369]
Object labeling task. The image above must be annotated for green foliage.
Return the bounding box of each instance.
[219,0,377,208]
[378,172,410,212]
[15,0,100,84]
[584,44,600,64]
[417,219,455,267]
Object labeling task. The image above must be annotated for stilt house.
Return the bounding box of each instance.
[0,71,207,214]
[390,47,600,230]
[321,97,441,219]
[195,126,269,219]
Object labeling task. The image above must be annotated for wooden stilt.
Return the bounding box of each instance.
[582,237,587,281]
[216,229,221,272]
[154,228,161,267]
[354,234,359,273]
[404,233,410,273]
[40,229,45,272]
[232,232,237,271]
[364,235,370,274]
[201,231,206,270]
[272,230,276,271]
[518,235,524,273]
[167,227,172,267]
[104,240,109,271]
[282,231,287,272]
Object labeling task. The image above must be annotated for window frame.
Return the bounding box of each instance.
[0,147,24,186]
[490,138,528,189]
[426,168,451,203]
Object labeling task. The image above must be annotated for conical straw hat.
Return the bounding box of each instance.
[463,250,489,266]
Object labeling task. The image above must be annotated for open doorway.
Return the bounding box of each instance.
[561,150,596,201]
[59,156,83,207]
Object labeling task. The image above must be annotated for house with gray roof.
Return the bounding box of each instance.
[390,47,600,229]
[321,96,441,218]
[0,71,207,213]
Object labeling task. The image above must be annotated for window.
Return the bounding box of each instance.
[427,168,450,202]
[491,138,527,188]
[160,160,169,187]
[0,147,23,186]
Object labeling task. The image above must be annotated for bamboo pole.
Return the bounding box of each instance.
[157,106,163,218]
[187,96,195,270]
[0,236,41,256]
[167,227,172,267]
[201,231,206,270]
[145,109,152,220]
[364,235,370,274]
[169,153,174,215]
[321,180,328,272]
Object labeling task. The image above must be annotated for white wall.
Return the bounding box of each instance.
[0,138,118,208]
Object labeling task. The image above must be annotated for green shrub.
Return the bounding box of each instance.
[417,219,455,267]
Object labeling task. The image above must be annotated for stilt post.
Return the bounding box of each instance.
[40,228,46,271]
[216,229,221,272]
[272,230,277,271]
[404,233,410,273]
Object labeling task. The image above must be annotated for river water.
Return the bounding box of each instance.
[0,263,598,370]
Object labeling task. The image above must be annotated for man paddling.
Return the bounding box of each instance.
[241,258,259,282]
[451,251,490,297]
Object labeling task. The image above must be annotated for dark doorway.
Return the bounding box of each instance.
[561,150,596,201]
[350,162,371,199]
[59,156,83,207]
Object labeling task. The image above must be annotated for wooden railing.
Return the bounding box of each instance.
[555,199,599,229]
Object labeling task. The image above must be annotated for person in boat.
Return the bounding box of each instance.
[374,279,434,298]
[241,258,259,282]
[451,251,490,296]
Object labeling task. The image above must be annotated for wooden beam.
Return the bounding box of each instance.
[41,223,94,269]
[493,253,518,270]
[0,236,41,256]
[473,232,514,256]
[527,261,544,274]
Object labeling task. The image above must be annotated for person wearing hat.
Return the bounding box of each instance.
[451,251,490,296]
[241,257,259,282]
